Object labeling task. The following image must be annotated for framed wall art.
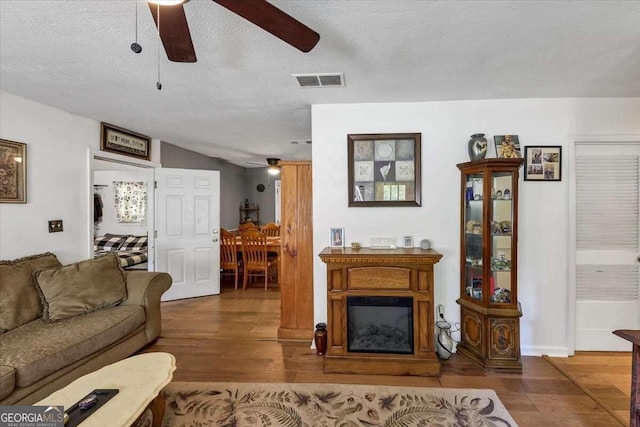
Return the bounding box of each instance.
[100,122,151,161]
[0,139,27,203]
[348,133,421,207]
[524,146,562,181]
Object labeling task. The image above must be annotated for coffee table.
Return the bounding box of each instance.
[36,352,175,427]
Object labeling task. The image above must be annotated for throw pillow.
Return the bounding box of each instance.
[94,235,126,252]
[120,235,148,251]
[34,253,127,322]
[0,253,62,333]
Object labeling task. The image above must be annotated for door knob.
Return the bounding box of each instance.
[212,229,219,234]
[212,238,219,242]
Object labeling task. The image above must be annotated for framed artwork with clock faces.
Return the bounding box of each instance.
[256,184,265,192]
[347,133,421,207]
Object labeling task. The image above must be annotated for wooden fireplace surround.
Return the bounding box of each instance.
[319,247,443,376]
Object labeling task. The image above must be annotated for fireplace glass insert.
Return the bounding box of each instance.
[347,296,414,354]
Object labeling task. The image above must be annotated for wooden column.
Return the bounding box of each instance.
[613,329,640,427]
[278,161,314,340]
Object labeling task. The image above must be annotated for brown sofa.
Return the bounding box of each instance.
[0,253,171,405]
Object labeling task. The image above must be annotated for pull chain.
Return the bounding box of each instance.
[130,0,142,53]
[156,3,162,90]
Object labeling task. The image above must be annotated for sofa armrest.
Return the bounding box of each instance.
[120,271,172,343]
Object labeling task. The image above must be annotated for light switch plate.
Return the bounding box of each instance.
[48,220,63,233]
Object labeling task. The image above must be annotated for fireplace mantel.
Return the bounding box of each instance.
[319,247,443,376]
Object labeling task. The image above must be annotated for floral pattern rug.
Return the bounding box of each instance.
[160,382,518,427]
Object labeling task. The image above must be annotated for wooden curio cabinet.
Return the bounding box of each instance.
[456,158,524,372]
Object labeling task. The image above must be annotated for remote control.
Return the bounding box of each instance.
[78,394,98,410]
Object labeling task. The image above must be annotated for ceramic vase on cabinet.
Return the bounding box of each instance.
[468,133,488,161]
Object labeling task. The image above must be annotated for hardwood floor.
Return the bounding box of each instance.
[143,286,632,427]
[545,352,631,426]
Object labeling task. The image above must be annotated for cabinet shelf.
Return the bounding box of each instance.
[239,205,260,225]
[457,158,523,372]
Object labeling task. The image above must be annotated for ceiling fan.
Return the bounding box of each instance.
[147,0,320,63]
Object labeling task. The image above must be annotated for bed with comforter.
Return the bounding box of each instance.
[94,234,148,269]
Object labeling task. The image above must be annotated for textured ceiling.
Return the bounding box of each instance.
[1,1,639,167]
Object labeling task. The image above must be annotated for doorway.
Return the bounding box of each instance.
[88,150,158,271]
[571,140,640,351]
[87,149,221,301]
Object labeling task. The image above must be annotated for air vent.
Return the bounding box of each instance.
[293,73,345,88]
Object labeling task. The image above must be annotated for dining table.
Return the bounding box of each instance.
[233,235,281,284]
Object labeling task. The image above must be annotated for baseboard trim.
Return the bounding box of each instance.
[521,345,570,357]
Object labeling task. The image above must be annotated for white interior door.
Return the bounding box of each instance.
[575,143,640,350]
[155,168,220,301]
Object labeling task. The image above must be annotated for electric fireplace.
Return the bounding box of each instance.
[319,247,443,377]
[347,296,413,354]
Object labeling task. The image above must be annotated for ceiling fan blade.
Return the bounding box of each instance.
[148,2,197,63]
[212,0,320,53]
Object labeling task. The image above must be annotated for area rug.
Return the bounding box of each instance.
[159,382,518,427]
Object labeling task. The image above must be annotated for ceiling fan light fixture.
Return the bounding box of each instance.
[267,158,281,175]
[148,0,189,6]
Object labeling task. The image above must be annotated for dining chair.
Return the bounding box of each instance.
[259,222,280,237]
[220,228,240,290]
[239,221,257,232]
[240,228,278,290]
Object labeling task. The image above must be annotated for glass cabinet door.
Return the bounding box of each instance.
[490,171,514,304]
[463,173,484,301]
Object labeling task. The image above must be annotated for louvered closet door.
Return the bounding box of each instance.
[576,143,640,351]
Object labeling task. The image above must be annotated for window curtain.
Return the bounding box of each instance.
[113,181,147,223]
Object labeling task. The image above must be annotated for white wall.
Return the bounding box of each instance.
[312,98,640,357]
[245,167,277,225]
[94,170,149,237]
[0,91,160,263]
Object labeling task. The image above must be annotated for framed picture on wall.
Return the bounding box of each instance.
[0,139,27,204]
[100,122,151,161]
[347,133,421,207]
[524,146,562,181]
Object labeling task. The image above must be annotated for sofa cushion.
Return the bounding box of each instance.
[0,305,145,388]
[34,253,127,322]
[0,253,62,334]
[0,366,15,401]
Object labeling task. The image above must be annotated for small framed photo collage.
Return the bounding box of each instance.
[524,146,562,181]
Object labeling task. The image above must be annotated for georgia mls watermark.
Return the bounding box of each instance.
[0,406,64,427]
